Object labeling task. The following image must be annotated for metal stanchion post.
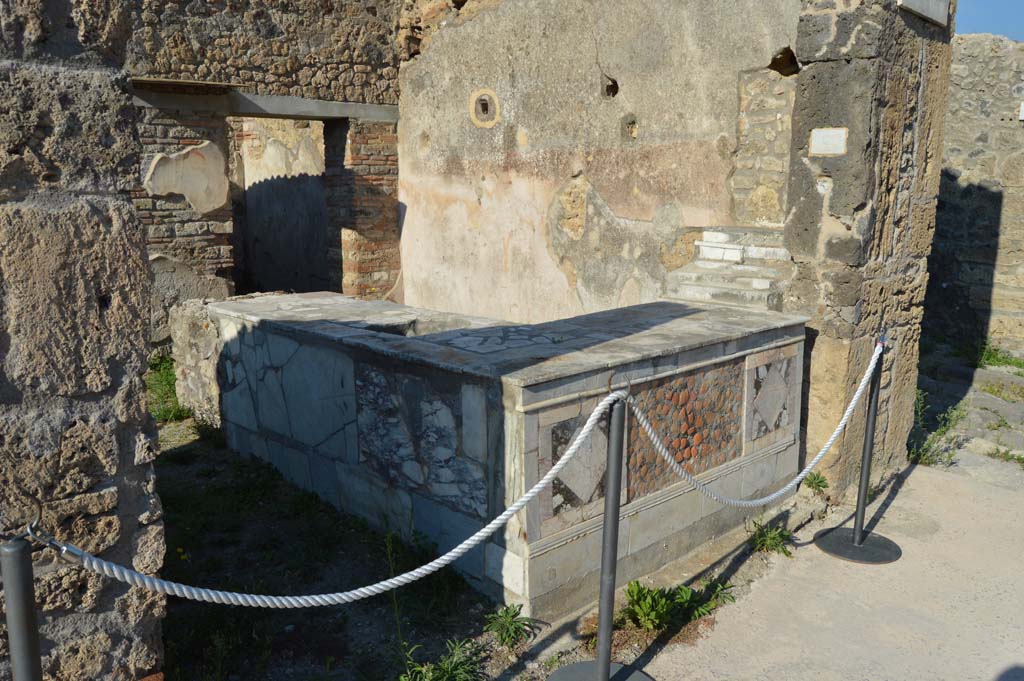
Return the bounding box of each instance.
[1,538,44,681]
[815,344,902,564]
[550,400,654,681]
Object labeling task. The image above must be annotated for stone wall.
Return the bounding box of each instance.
[929,34,1024,356]
[0,2,165,678]
[731,69,797,227]
[127,0,402,105]
[783,0,956,489]
[136,107,234,346]
[397,0,803,322]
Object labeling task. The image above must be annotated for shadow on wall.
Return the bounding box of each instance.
[234,172,331,294]
[924,169,1004,348]
[916,170,1003,413]
[997,668,1024,681]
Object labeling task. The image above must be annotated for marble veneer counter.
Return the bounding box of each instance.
[206,292,808,400]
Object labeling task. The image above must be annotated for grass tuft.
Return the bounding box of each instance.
[748,519,793,557]
[398,640,486,681]
[907,390,966,467]
[983,446,1024,471]
[803,471,829,496]
[980,382,1024,404]
[145,355,192,422]
[483,604,542,650]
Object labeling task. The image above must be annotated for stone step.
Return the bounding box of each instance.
[702,227,786,248]
[663,280,783,310]
[695,240,791,263]
[671,269,776,290]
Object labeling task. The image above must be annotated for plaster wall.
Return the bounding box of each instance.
[232,118,331,294]
[398,0,801,323]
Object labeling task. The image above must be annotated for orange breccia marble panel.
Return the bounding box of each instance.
[626,357,744,502]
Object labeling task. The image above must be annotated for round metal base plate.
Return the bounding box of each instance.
[814,527,902,564]
[549,661,655,680]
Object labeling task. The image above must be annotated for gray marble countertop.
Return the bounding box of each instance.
[207,292,807,386]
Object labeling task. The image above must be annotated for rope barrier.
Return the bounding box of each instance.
[24,340,885,608]
[29,391,627,609]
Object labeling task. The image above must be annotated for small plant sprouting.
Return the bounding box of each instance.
[622,579,736,633]
[749,519,793,558]
[803,471,829,496]
[974,340,1024,371]
[624,581,674,632]
[484,604,542,650]
[398,639,486,681]
[145,354,192,422]
[908,398,967,467]
[984,446,1024,471]
[980,382,1024,404]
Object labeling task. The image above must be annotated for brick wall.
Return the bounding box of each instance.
[134,107,234,344]
[135,108,234,278]
[325,120,401,298]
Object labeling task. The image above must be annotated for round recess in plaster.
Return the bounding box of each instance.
[622,114,639,142]
[469,88,501,129]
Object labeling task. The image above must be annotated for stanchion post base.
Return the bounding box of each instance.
[549,661,655,680]
[814,527,902,564]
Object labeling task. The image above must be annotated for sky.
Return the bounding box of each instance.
[955,0,1024,41]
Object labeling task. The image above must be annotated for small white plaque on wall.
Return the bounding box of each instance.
[809,128,849,157]
[897,0,950,27]
[1019,102,1024,122]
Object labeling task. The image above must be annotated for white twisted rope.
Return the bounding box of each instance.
[627,341,884,509]
[35,341,883,607]
[37,391,629,609]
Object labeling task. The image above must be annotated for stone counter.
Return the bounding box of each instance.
[172,292,806,618]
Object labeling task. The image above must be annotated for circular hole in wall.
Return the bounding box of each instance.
[476,95,495,120]
[622,114,639,141]
[469,89,501,129]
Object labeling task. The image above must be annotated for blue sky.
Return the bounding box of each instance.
[956,0,1024,41]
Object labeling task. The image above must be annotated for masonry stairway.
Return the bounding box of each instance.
[662,227,795,312]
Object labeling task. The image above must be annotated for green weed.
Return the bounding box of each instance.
[145,355,192,422]
[622,579,736,633]
[983,446,1024,471]
[398,640,486,681]
[980,382,1024,404]
[803,471,829,496]
[985,412,1011,431]
[976,341,1024,371]
[749,519,793,557]
[484,604,542,649]
[908,393,967,467]
[624,581,674,632]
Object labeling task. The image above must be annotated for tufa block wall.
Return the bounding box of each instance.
[0,2,166,679]
[784,0,956,490]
